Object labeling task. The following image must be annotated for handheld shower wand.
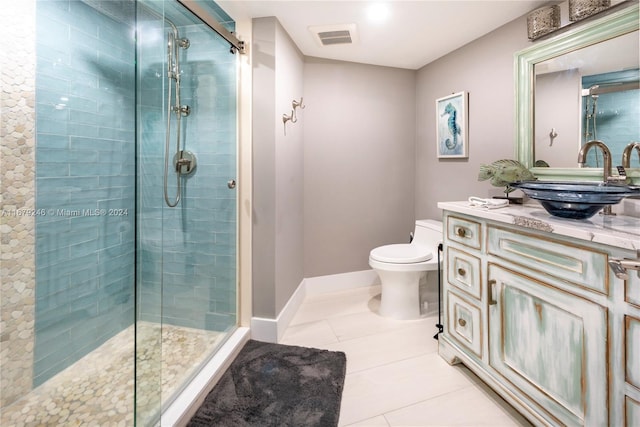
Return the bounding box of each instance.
[163,24,194,207]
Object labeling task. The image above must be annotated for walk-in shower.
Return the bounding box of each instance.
[0,0,241,425]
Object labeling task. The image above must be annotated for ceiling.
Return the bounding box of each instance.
[218,0,549,70]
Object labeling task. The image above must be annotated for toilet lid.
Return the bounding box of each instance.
[370,244,433,264]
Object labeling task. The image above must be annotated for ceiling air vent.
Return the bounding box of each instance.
[318,30,352,45]
[309,24,358,47]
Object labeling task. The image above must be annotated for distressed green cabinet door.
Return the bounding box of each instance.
[488,264,608,426]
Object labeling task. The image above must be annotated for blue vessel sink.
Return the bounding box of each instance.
[509,181,640,219]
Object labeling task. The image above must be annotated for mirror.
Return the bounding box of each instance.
[516,2,640,183]
[534,31,639,168]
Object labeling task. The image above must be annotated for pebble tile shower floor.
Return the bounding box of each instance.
[0,323,224,426]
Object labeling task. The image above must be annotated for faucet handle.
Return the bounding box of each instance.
[609,166,630,184]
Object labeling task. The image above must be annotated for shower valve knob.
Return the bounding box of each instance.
[173,105,191,116]
[176,158,191,173]
[227,180,236,189]
[173,151,197,175]
[179,105,191,116]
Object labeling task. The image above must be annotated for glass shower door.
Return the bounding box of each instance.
[135,0,238,423]
[0,1,237,425]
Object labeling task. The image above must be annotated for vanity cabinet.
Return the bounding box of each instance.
[437,203,640,427]
[487,264,607,426]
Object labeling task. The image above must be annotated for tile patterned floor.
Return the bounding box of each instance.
[280,285,533,427]
[0,322,225,427]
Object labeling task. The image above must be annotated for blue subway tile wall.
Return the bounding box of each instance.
[34,0,136,386]
[581,69,640,168]
[136,6,237,332]
[34,0,237,388]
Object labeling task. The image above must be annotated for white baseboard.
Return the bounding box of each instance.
[250,277,307,343]
[250,270,380,343]
[305,269,380,296]
[249,317,279,343]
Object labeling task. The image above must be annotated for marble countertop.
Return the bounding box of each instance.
[438,201,640,252]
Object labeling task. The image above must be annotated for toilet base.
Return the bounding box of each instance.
[376,269,426,320]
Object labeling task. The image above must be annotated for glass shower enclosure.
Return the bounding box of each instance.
[0,0,238,425]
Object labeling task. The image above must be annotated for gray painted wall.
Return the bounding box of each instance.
[303,58,417,278]
[252,17,304,318]
[415,15,532,220]
[535,69,582,167]
[253,12,558,319]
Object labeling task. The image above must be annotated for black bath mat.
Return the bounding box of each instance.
[187,340,347,427]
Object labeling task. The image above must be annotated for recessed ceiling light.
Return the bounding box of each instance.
[367,3,390,23]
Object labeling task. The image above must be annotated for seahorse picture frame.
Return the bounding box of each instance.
[436,91,468,159]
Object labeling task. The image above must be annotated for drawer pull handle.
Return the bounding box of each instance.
[457,268,466,277]
[456,227,467,238]
[488,279,497,305]
[458,318,467,327]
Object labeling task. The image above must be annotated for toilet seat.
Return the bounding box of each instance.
[370,244,433,264]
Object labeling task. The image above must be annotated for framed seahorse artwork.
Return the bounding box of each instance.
[436,91,468,158]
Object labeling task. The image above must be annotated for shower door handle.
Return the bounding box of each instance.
[227,179,236,189]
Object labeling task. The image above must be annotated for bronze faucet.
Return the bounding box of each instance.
[621,142,640,168]
[577,140,625,215]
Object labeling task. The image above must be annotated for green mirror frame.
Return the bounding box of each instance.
[515,2,639,183]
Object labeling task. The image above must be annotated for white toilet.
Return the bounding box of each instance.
[369,219,442,320]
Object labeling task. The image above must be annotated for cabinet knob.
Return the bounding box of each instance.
[458,318,467,327]
[456,227,467,238]
[457,268,467,277]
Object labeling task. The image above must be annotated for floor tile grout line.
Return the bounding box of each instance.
[332,323,441,344]
[340,347,449,378]
[340,382,475,427]
[380,384,479,421]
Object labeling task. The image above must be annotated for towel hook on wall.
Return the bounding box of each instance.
[549,128,558,146]
[283,110,294,135]
[291,97,305,123]
[292,97,305,111]
[282,97,305,135]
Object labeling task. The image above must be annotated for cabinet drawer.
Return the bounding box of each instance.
[446,291,482,357]
[447,216,481,250]
[626,272,640,308]
[626,316,640,390]
[488,226,608,294]
[447,247,481,300]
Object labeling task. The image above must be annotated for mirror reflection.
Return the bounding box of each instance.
[534,30,639,168]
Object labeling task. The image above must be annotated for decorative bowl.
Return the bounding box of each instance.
[509,181,640,219]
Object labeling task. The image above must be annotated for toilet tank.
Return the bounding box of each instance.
[412,220,443,249]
